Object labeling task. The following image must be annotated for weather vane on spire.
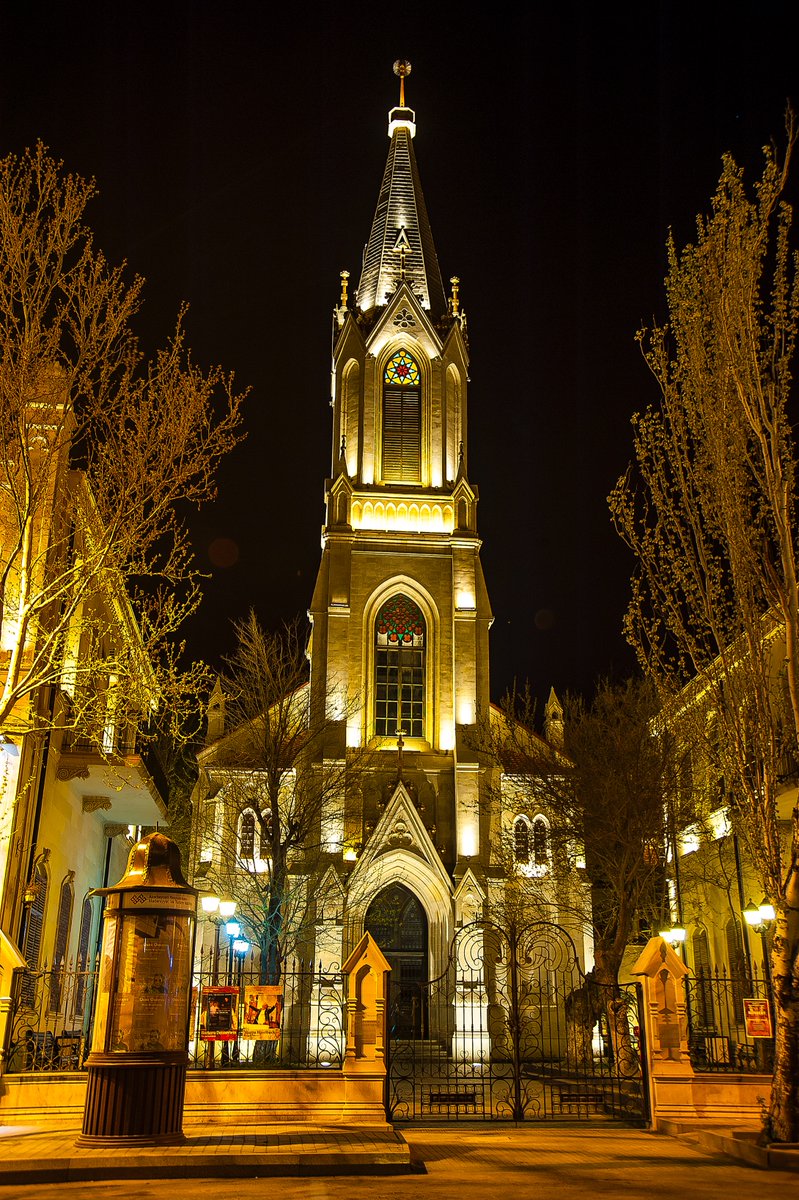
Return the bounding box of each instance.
[393,59,412,107]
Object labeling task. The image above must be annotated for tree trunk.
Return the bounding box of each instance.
[768,892,799,1142]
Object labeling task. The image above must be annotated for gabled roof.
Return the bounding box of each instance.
[356,104,446,320]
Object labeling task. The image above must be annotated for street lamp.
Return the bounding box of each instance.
[199,895,236,984]
[743,896,776,1063]
[658,924,687,951]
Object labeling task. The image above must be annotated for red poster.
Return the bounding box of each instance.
[743,998,773,1039]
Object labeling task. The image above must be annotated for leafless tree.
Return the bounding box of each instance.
[194,612,373,982]
[478,678,694,1072]
[0,142,246,744]
[610,111,799,1140]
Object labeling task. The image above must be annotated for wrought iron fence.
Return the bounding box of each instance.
[5,956,347,1074]
[187,956,346,1069]
[6,962,97,1073]
[685,962,774,1073]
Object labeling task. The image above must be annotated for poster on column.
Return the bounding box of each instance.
[743,998,773,1038]
[242,986,283,1040]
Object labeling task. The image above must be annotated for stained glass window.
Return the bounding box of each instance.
[384,349,420,386]
[375,595,425,738]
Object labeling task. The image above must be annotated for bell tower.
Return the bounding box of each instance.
[308,62,492,877]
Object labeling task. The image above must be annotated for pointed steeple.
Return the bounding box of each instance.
[356,61,446,319]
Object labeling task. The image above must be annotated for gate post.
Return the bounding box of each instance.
[341,932,392,1123]
[632,936,694,1125]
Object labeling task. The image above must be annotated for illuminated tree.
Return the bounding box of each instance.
[193,612,373,981]
[610,112,799,1141]
[0,142,245,743]
[480,678,691,1070]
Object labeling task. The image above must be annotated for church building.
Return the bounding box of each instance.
[193,64,585,1024]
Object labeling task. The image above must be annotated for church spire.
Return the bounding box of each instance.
[356,61,446,319]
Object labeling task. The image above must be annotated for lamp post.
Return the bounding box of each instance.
[743,897,776,1069]
[221,920,249,1063]
[199,896,236,1067]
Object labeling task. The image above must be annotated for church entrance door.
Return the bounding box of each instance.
[364,884,428,1038]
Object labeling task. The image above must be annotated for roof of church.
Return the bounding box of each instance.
[356,79,446,320]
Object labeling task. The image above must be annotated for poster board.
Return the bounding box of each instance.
[199,985,239,1041]
[241,985,283,1041]
[743,997,773,1038]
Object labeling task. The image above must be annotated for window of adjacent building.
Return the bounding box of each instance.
[375,594,425,739]
[49,873,74,1013]
[725,915,747,1023]
[382,349,421,482]
[692,925,716,1030]
[21,860,49,1007]
[75,897,93,1017]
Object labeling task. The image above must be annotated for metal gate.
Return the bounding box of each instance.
[387,919,648,1123]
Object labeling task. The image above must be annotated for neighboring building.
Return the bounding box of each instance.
[0,445,168,1010]
[191,69,587,1028]
[660,622,795,1045]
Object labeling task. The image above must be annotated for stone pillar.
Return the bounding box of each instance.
[0,931,27,1075]
[632,936,695,1124]
[340,932,391,1123]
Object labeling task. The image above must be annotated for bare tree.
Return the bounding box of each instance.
[610,112,799,1140]
[0,143,246,744]
[194,612,372,982]
[479,678,693,1071]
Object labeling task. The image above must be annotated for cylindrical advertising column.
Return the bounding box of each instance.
[77,832,198,1146]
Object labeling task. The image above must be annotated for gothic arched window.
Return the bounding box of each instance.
[514,817,530,863]
[383,349,421,482]
[239,810,256,859]
[533,817,549,868]
[375,594,425,739]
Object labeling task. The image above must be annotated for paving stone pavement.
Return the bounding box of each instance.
[1,1120,798,1198]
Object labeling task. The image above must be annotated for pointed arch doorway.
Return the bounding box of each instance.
[365,884,428,1037]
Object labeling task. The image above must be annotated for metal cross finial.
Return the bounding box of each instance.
[339,269,350,307]
[396,727,405,780]
[393,59,412,107]
[450,276,460,315]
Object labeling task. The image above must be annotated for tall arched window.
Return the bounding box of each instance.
[692,925,715,1030]
[375,594,425,738]
[514,817,530,863]
[75,897,94,1016]
[239,810,256,859]
[383,349,421,482]
[49,872,74,1012]
[21,860,49,1007]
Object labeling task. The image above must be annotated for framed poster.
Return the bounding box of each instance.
[199,985,239,1041]
[242,986,283,1041]
[743,998,773,1038]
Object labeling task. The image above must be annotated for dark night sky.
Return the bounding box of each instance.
[3,3,798,709]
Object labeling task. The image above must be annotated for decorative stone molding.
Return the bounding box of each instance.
[103,823,129,839]
[392,306,416,329]
[57,761,90,781]
[82,796,112,814]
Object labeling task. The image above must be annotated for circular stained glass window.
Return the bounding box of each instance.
[384,349,420,387]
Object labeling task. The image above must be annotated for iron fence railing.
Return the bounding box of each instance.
[685,962,774,1073]
[5,957,346,1074]
[6,962,97,1073]
[186,957,346,1069]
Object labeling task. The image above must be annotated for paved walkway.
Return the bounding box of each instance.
[1,1117,798,1191]
[0,1121,411,1183]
